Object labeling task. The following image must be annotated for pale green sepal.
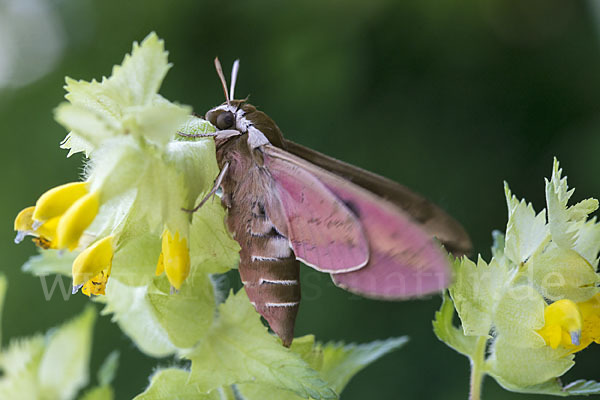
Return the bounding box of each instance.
[99,279,177,357]
[493,285,546,347]
[449,256,508,337]
[186,290,337,400]
[38,306,96,400]
[55,103,119,150]
[487,336,574,388]
[78,386,114,400]
[526,244,599,303]
[491,230,505,261]
[22,249,78,277]
[433,293,478,357]
[319,337,408,395]
[504,183,549,265]
[133,368,223,400]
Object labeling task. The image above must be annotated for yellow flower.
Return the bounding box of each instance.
[56,192,100,251]
[14,206,60,248]
[537,299,582,349]
[72,235,114,296]
[14,182,100,251]
[32,182,88,222]
[155,230,190,290]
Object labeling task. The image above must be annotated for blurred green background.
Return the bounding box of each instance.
[2,0,600,398]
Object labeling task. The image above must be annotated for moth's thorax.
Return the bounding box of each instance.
[206,100,286,149]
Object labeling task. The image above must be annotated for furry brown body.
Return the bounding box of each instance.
[215,121,300,347]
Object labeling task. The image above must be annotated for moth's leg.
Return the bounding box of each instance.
[182,162,230,213]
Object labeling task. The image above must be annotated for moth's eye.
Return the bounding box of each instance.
[216,111,235,130]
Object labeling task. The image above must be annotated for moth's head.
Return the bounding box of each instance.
[205,58,284,148]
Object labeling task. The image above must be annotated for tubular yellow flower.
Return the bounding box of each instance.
[537,299,582,349]
[573,293,600,350]
[14,206,59,249]
[56,192,100,251]
[72,235,114,293]
[156,230,190,290]
[32,182,88,222]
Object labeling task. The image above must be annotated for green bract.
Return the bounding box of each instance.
[18,33,410,399]
[434,159,600,397]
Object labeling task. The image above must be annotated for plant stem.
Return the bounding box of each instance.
[469,336,487,400]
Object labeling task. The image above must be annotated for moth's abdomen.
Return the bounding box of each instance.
[225,178,300,346]
[239,251,300,347]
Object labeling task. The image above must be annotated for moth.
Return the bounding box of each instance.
[186,59,471,347]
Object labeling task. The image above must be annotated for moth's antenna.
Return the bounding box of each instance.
[230,59,240,101]
[214,57,230,106]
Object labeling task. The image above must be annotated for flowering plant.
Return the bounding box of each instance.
[12,33,407,399]
[435,160,600,398]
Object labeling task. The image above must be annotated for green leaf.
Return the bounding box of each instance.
[186,290,336,399]
[495,377,600,397]
[38,306,96,400]
[237,336,406,400]
[433,292,479,357]
[449,256,508,337]
[504,182,549,265]
[134,368,224,400]
[319,337,408,395]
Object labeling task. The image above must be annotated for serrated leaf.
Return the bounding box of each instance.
[504,183,549,265]
[38,306,96,400]
[433,292,478,357]
[186,290,336,400]
[319,337,408,394]
[449,256,509,337]
[133,368,224,400]
[22,250,77,277]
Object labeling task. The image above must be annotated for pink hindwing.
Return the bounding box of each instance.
[263,145,451,299]
[265,150,370,273]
